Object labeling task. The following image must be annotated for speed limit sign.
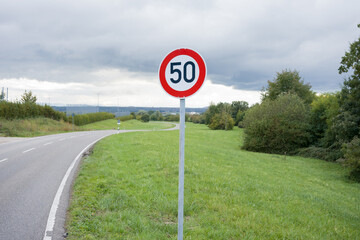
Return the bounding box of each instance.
[159,48,206,98]
[159,48,206,240]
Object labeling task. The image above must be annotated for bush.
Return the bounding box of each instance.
[0,101,67,121]
[68,112,114,126]
[208,113,234,130]
[141,113,150,122]
[243,94,311,154]
[204,102,235,130]
[163,114,179,122]
[309,93,339,146]
[117,115,134,122]
[296,147,342,162]
[189,114,205,124]
[342,136,360,181]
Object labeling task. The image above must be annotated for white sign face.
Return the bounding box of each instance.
[164,55,200,92]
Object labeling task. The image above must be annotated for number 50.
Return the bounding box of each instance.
[170,61,196,84]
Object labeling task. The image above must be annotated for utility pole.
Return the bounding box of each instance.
[97,93,100,112]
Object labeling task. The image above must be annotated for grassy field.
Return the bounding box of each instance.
[82,119,176,131]
[66,123,360,239]
[0,118,174,137]
[0,118,80,137]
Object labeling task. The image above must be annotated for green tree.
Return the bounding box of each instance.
[262,69,315,105]
[243,94,311,154]
[141,113,150,122]
[236,110,246,128]
[204,102,234,130]
[21,90,37,104]
[309,93,339,146]
[137,110,147,116]
[342,136,360,181]
[230,101,249,119]
[335,24,360,144]
[209,113,234,130]
[204,102,218,125]
[0,88,5,101]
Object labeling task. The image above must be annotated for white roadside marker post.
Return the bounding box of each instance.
[159,48,206,240]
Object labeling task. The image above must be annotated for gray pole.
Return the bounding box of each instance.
[178,98,185,240]
[72,113,75,132]
[97,93,100,112]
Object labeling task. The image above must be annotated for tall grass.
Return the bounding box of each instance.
[0,118,80,137]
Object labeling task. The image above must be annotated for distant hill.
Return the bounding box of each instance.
[52,105,207,117]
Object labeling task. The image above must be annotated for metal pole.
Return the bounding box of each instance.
[178,98,185,240]
[72,113,75,132]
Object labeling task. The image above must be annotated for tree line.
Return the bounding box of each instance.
[0,90,114,126]
[0,91,67,121]
[69,112,115,126]
[244,25,359,180]
[187,25,360,181]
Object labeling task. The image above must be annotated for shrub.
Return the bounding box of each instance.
[243,94,311,154]
[189,114,205,124]
[68,112,114,126]
[204,102,234,130]
[208,113,234,130]
[163,114,179,122]
[342,136,360,181]
[117,115,134,122]
[309,93,339,146]
[0,101,67,121]
[141,113,150,122]
[296,147,342,162]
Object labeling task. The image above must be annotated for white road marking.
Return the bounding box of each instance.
[43,135,111,240]
[22,148,35,153]
[0,158,8,163]
[44,142,53,146]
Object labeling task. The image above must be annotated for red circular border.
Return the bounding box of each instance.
[159,48,206,98]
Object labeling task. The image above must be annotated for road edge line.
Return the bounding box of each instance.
[42,135,110,240]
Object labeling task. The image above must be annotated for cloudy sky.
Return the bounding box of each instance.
[0,0,359,108]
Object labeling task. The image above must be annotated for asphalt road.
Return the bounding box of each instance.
[0,130,118,240]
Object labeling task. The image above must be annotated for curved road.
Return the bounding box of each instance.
[0,125,179,240]
[0,130,118,240]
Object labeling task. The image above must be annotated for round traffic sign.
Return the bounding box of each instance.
[159,48,206,98]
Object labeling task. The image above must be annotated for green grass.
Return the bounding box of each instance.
[66,123,360,239]
[82,119,176,131]
[0,117,81,137]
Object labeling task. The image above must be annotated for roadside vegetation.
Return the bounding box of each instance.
[0,118,80,137]
[82,119,175,131]
[66,123,360,239]
[164,25,359,181]
[68,112,115,126]
[0,91,67,121]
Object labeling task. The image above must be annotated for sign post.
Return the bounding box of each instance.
[159,48,206,240]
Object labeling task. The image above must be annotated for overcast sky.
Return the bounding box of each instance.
[0,0,359,107]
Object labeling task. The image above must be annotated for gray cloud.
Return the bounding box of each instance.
[0,0,359,93]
